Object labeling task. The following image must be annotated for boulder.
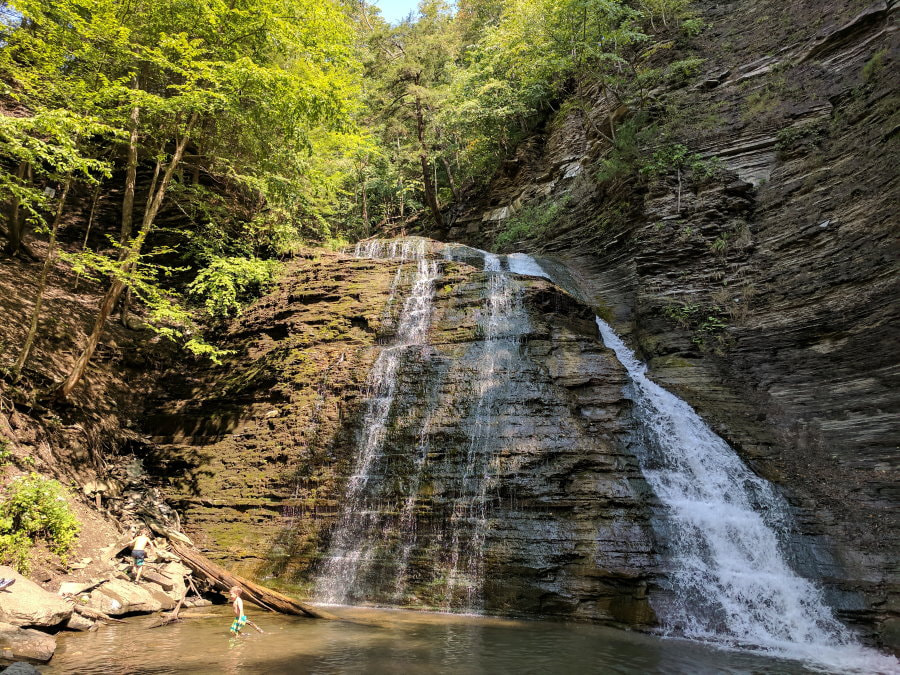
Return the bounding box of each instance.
[161,562,191,578]
[0,566,72,628]
[139,570,176,592]
[1,663,41,675]
[86,579,162,616]
[58,580,102,596]
[139,584,176,611]
[63,612,94,631]
[0,623,56,663]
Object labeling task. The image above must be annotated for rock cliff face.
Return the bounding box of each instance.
[146,246,657,625]
[438,0,898,649]
[143,251,389,576]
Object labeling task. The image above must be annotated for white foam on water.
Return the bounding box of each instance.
[483,252,502,272]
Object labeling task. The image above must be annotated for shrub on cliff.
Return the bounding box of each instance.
[188,256,282,319]
[0,473,80,573]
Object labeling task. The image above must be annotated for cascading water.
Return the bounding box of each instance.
[512,252,898,673]
[315,239,440,604]
[444,251,531,609]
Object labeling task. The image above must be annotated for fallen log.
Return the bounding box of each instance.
[169,543,336,620]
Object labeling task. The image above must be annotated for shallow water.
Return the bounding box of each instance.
[45,605,825,674]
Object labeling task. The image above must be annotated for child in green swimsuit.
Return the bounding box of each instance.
[229,586,247,635]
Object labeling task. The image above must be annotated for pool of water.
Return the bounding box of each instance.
[44,605,828,674]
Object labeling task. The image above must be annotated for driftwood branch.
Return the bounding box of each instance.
[149,589,187,628]
[169,543,336,620]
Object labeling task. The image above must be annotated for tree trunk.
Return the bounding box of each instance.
[360,162,369,234]
[74,186,103,291]
[169,543,336,620]
[12,179,71,380]
[414,96,444,230]
[58,114,198,400]
[4,162,28,255]
[441,156,459,201]
[121,105,140,245]
[118,103,140,324]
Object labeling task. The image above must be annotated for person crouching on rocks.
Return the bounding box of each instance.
[129,528,153,582]
[229,586,248,636]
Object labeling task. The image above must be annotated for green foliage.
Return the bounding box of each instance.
[345,0,702,230]
[663,302,729,351]
[595,118,650,185]
[776,121,827,154]
[679,17,707,37]
[862,49,888,82]
[0,532,32,574]
[0,0,364,383]
[641,143,720,179]
[0,473,81,573]
[665,57,705,85]
[60,244,231,362]
[494,196,569,248]
[594,122,718,199]
[637,0,694,31]
[743,87,782,122]
[188,256,282,319]
[709,233,729,254]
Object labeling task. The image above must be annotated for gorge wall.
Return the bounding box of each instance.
[133,0,895,651]
[145,245,657,625]
[435,0,897,649]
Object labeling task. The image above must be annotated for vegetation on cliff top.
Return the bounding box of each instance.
[0,0,700,396]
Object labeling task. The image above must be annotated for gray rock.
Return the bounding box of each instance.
[0,622,56,663]
[146,254,656,626]
[86,579,162,616]
[63,612,94,631]
[1,662,42,675]
[0,566,72,628]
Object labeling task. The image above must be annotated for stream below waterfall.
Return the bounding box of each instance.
[46,605,823,674]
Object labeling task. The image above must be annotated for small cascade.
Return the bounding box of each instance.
[315,239,440,604]
[512,253,898,672]
[444,251,532,609]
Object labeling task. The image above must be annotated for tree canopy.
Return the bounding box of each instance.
[0,0,702,395]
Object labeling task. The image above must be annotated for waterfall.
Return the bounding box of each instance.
[509,253,898,673]
[444,251,531,610]
[315,239,440,604]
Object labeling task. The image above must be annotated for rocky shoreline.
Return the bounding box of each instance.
[0,548,211,665]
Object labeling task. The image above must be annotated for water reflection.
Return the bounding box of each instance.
[47,606,816,674]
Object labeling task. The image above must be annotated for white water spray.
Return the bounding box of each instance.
[443,248,531,610]
[510,253,898,674]
[315,239,439,603]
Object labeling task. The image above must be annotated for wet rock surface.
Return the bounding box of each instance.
[148,248,658,626]
[141,251,392,578]
[1,663,41,675]
[0,624,55,664]
[439,0,898,649]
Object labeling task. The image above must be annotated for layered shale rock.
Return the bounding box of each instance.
[144,245,658,626]
[142,251,394,577]
[440,0,898,649]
